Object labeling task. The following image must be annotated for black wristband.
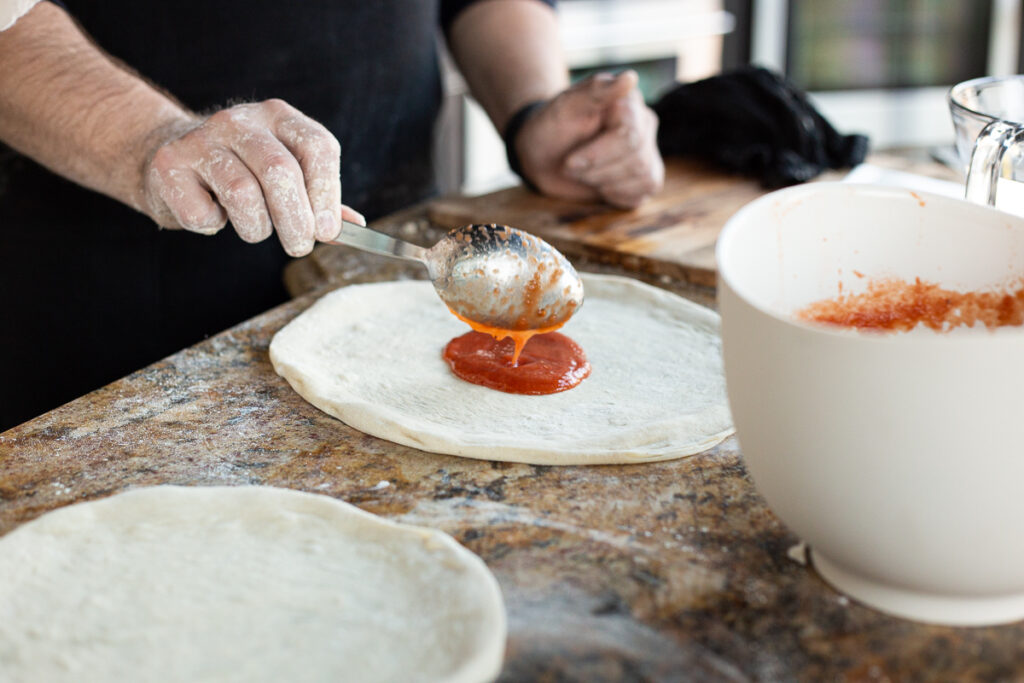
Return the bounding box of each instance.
[503,100,547,192]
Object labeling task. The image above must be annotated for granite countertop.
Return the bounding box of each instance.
[3,204,1023,682]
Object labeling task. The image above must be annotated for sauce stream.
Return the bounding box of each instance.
[447,307,564,365]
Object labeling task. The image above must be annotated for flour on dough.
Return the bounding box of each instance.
[0,486,506,683]
[270,273,733,465]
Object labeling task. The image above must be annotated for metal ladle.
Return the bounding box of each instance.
[327,221,584,331]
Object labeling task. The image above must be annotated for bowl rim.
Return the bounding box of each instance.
[715,181,1024,341]
[948,74,1024,124]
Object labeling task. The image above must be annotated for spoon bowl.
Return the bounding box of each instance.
[329,221,584,331]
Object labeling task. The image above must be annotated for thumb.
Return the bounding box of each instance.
[586,69,638,109]
[561,70,639,120]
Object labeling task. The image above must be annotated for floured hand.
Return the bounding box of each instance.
[514,71,664,210]
[140,99,364,256]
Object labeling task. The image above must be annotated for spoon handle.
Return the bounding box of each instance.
[326,221,428,263]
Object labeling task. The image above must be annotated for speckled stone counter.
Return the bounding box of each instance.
[3,214,1024,683]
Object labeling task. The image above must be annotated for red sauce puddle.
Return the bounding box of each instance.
[443,330,591,395]
[796,277,1024,331]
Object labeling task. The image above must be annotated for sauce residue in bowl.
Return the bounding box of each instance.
[796,277,1024,332]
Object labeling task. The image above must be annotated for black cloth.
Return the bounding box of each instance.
[0,0,547,430]
[653,66,869,188]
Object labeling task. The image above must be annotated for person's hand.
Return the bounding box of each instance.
[139,99,364,256]
[513,70,664,209]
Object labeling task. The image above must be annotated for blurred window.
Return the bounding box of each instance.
[738,0,1020,148]
[787,0,991,91]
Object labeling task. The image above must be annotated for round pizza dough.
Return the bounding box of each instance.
[270,273,733,465]
[0,486,506,683]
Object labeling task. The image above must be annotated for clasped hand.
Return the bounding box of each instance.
[514,70,664,210]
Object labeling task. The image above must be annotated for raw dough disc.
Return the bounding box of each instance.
[0,486,506,683]
[270,273,733,465]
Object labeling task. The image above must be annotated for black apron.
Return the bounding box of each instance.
[0,1,443,429]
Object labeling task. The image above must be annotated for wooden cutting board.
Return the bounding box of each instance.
[427,159,772,287]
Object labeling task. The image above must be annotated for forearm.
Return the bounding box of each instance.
[0,2,195,212]
[446,0,568,135]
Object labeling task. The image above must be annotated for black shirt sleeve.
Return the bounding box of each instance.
[440,0,556,35]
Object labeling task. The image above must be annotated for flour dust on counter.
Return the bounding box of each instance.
[0,486,506,683]
[269,273,733,465]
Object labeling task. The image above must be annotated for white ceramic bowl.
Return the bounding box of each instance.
[717,182,1024,626]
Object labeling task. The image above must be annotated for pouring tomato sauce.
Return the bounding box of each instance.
[443,308,591,395]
